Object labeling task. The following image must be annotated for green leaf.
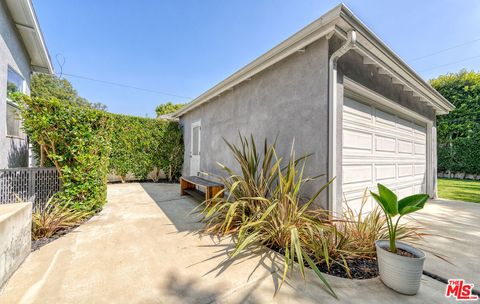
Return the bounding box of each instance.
[398,194,428,215]
[303,253,337,299]
[377,184,398,216]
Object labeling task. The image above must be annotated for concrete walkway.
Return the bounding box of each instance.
[413,199,480,288]
[0,183,458,303]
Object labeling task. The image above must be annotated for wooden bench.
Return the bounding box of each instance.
[180,176,223,202]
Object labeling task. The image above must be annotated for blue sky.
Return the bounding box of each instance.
[33,1,480,117]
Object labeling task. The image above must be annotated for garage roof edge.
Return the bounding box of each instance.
[173,3,454,118]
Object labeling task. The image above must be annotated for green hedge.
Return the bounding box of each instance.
[16,95,184,212]
[431,70,480,175]
[109,114,183,182]
[17,95,112,212]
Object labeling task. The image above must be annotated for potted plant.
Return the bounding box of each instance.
[370,184,429,295]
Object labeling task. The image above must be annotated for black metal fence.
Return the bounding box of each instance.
[0,167,61,210]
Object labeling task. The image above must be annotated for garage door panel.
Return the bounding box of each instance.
[375,164,396,181]
[344,98,373,121]
[375,135,396,153]
[342,96,428,214]
[375,109,396,127]
[414,164,425,176]
[398,164,413,178]
[343,129,372,152]
[414,143,425,155]
[413,124,427,136]
[396,117,414,133]
[397,140,413,154]
[343,165,372,184]
[397,186,414,198]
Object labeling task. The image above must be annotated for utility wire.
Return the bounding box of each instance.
[410,37,480,62]
[59,37,480,96]
[60,72,192,100]
[419,55,480,72]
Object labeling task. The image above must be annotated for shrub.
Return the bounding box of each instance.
[32,197,92,240]
[200,134,426,288]
[311,191,424,276]
[431,70,480,175]
[155,102,184,117]
[15,93,184,212]
[31,73,107,110]
[16,94,112,212]
[109,114,183,182]
[200,135,336,298]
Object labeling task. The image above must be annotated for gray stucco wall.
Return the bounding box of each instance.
[0,1,32,169]
[180,38,330,208]
[180,35,439,211]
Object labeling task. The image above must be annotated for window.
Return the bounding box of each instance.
[6,67,24,138]
[192,126,200,155]
[7,67,24,97]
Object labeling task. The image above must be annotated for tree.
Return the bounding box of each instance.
[31,73,107,111]
[155,102,184,117]
[430,70,480,174]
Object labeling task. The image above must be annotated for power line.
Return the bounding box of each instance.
[410,37,480,62]
[419,55,480,72]
[60,72,192,100]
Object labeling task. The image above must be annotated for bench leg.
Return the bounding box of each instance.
[208,186,223,200]
[180,178,195,195]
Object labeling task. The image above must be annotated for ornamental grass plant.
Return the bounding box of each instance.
[199,134,426,295]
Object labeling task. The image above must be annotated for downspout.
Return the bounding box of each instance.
[328,30,357,215]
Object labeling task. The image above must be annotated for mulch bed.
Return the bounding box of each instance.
[316,258,379,279]
[270,245,379,280]
[31,226,77,251]
[108,180,178,184]
[31,210,100,252]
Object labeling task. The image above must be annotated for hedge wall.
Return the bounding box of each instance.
[16,95,184,212]
[17,95,112,212]
[109,114,183,182]
[431,70,480,175]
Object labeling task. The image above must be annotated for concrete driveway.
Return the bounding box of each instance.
[412,199,480,288]
[0,183,457,303]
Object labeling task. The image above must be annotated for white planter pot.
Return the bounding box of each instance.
[375,240,426,295]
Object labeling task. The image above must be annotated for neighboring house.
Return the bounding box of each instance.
[0,0,53,168]
[171,4,455,214]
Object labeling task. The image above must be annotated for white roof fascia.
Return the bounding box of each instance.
[5,0,54,74]
[172,4,343,117]
[338,5,454,114]
[173,3,454,117]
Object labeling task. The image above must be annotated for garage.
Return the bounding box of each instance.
[341,94,429,212]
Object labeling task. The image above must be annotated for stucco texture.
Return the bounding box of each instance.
[0,202,32,288]
[0,0,31,169]
[180,38,330,208]
[179,35,439,212]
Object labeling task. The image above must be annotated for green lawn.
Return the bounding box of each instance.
[438,178,480,203]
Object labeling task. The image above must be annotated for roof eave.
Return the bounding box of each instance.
[5,0,54,74]
[338,4,454,114]
[171,4,344,118]
[173,3,454,118]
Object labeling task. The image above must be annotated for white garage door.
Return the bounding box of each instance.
[342,96,427,212]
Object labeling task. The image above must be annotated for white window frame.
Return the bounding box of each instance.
[190,120,202,176]
[190,120,201,156]
[5,66,26,139]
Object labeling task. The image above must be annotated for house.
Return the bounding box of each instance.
[171,4,455,213]
[0,0,53,168]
